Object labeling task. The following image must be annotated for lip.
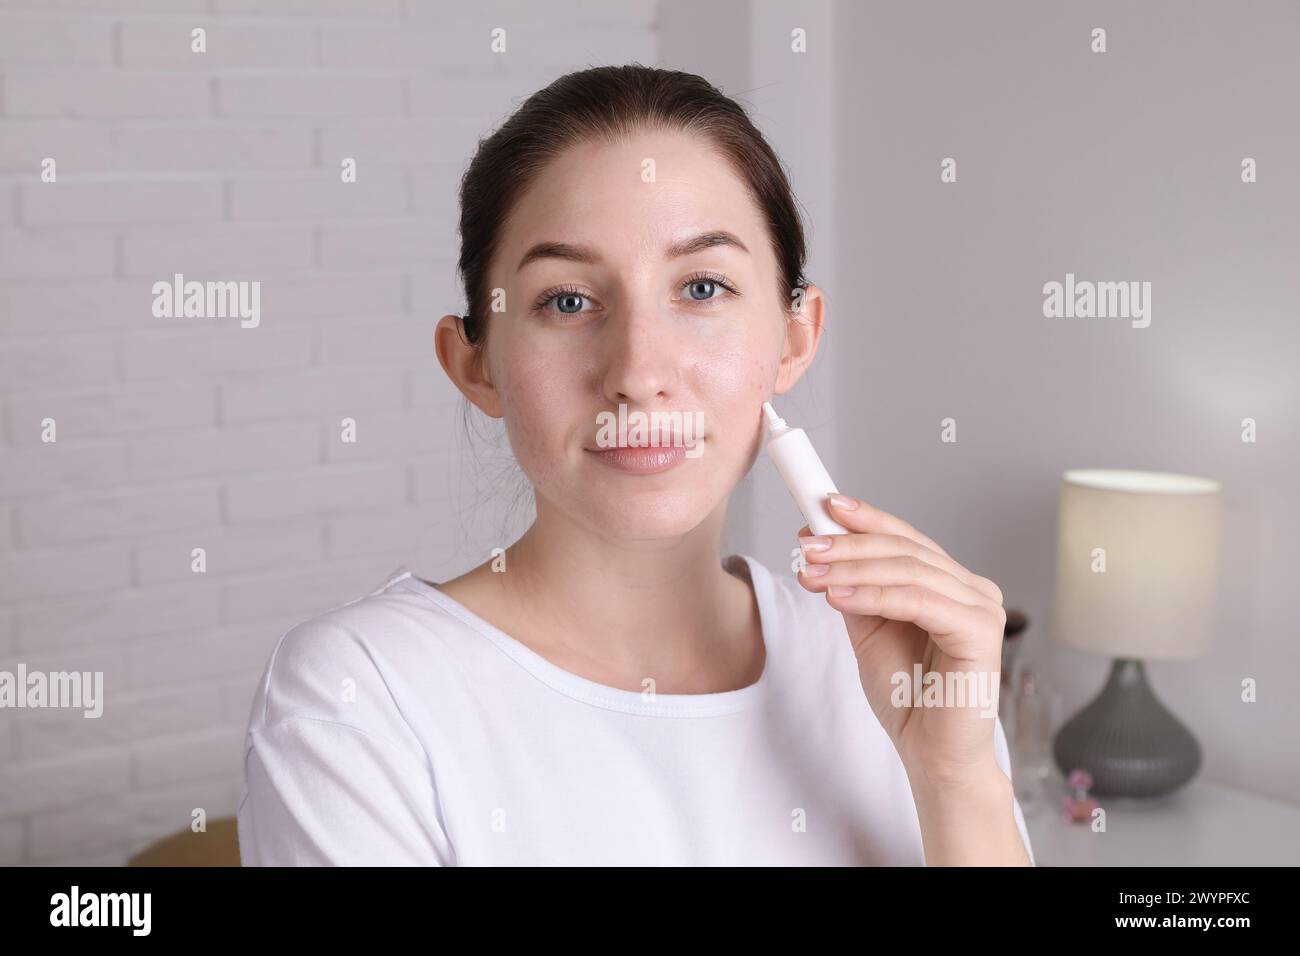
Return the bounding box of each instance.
[585,445,691,475]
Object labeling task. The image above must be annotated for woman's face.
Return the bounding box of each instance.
[447,128,819,542]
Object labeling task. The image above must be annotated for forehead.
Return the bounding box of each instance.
[496,128,771,267]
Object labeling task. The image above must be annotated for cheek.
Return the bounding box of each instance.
[492,340,585,481]
[686,335,780,438]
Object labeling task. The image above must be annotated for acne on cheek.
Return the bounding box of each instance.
[684,355,772,452]
[499,401,564,492]
[494,348,589,484]
[709,352,774,398]
[689,337,769,388]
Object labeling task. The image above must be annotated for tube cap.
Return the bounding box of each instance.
[761,401,787,435]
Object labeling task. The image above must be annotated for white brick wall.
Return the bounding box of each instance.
[0,0,661,865]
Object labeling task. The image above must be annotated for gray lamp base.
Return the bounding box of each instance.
[1053,658,1200,798]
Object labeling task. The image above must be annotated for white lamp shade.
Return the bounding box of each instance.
[1051,469,1223,660]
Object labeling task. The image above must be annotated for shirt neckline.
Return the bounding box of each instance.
[387,554,774,718]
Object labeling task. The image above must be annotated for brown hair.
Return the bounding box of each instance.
[455,64,809,347]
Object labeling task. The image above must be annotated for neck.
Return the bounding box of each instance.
[495,494,755,693]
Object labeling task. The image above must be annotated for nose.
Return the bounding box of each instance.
[599,302,678,406]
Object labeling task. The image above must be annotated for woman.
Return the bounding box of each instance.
[237,65,1034,866]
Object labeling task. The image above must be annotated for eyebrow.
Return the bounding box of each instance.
[515,230,750,273]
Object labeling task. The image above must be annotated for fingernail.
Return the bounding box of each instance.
[829,586,855,597]
[829,494,858,510]
[800,536,832,553]
[801,562,829,576]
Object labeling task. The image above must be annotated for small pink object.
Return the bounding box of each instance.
[1062,768,1100,823]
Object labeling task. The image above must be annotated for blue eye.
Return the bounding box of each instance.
[533,286,594,317]
[681,272,739,303]
[556,293,585,313]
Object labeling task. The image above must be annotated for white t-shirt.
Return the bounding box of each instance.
[236,554,1035,866]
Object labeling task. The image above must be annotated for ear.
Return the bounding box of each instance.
[773,283,826,395]
[435,313,503,418]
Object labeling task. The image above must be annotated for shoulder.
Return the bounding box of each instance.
[733,553,858,694]
[244,568,469,744]
[742,553,850,641]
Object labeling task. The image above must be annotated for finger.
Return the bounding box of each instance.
[798,555,996,611]
[822,494,953,559]
[799,531,1003,605]
[824,583,1005,663]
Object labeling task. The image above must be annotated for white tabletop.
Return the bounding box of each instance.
[1020,776,1300,866]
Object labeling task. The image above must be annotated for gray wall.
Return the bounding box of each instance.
[832,0,1299,802]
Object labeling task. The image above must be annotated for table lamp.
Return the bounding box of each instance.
[1050,468,1223,797]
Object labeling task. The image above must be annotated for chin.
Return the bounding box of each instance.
[578,487,718,541]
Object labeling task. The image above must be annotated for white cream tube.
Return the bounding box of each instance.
[761,401,848,535]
